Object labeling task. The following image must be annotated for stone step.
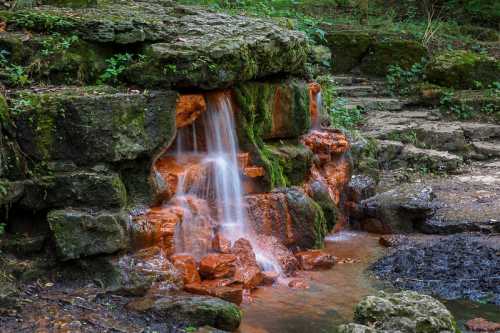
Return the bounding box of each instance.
[331,75,383,86]
[243,166,265,178]
[347,97,404,112]
[377,140,463,173]
[472,141,500,158]
[336,85,378,97]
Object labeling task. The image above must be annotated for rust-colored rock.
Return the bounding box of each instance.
[185,281,243,305]
[199,253,237,280]
[176,94,206,128]
[261,271,279,285]
[309,82,321,128]
[466,318,500,332]
[295,250,335,270]
[256,236,299,276]
[232,238,263,289]
[130,206,183,255]
[378,235,406,248]
[288,278,309,289]
[171,254,201,285]
[243,166,265,178]
[212,232,232,254]
[302,129,350,163]
[154,155,210,201]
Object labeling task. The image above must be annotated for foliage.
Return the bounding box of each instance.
[98,53,133,85]
[6,65,31,87]
[316,75,363,132]
[40,34,79,57]
[439,90,474,120]
[0,223,5,237]
[8,11,75,31]
[386,59,427,96]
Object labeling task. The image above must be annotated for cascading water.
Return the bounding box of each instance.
[169,92,280,272]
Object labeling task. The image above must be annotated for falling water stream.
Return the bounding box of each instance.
[170,92,279,271]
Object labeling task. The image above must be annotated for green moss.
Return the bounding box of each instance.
[325,30,373,73]
[0,10,75,32]
[311,199,328,249]
[361,39,427,76]
[425,50,500,89]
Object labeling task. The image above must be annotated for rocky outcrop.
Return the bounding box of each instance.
[359,184,436,233]
[372,235,500,305]
[337,291,459,333]
[425,50,499,89]
[246,187,328,250]
[145,295,242,331]
[295,250,335,270]
[48,209,129,261]
[0,1,308,89]
[324,30,427,75]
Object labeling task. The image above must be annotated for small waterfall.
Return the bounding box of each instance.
[167,92,280,272]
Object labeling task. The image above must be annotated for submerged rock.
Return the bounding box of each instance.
[466,318,500,332]
[338,291,458,333]
[372,235,500,305]
[295,250,335,271]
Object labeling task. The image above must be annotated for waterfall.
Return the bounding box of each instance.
[169,92,281,272]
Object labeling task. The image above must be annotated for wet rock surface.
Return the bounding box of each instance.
[372,235,500,305]
[466,318,500,332]
[359,184,436,233]
[338,291,458,333]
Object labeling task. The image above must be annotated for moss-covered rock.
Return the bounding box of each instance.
[324,30,427,76]
[48,209,129,261]
[307,179,338,231]
[361,38,427,76]
[0,1,308,89]
[247,187,327,250]
[325,30,373,74]
[234,80,311,188]
[151,295,242,331]
[265,142,313,186]
[10,87,177,166]
[0,32,33,65]
[351,291,459,333]
[19,169,127,211]
[425,50,499,89]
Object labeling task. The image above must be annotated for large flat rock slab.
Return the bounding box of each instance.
[1,1,308,89]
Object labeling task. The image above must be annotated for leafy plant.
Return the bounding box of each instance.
[6,65,31,87]
[0,223,5,237]
[386,60,426,96]
[439,90,474,120]
[10,12,75,31]
[40,34,79,57]
[0,49,10,67]
[98,53,133,85]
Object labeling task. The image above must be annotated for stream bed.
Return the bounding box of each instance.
[239,231,500,333]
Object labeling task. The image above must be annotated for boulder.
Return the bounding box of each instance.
[466,318,500,332]
[19,169,127,211]
[336,323,376,333]
[151,295,242,331]
[324,30,427,76]
[425,50,499,89]
[360,184,436,233]
[231,238,263,289]
[325,30,373,73]
[256,235,299,276]
[184,280,243,305]
[47,209,129,261]
[360,39,427,76]
[351,291,458,333]
[212,233,232,254]
[246,187,328,250]
[265,142,313,185]
[11,87,177,166]
[199,254,237,280]
[295,250,335,270]
[171,254,201,285]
